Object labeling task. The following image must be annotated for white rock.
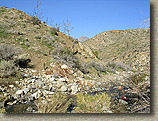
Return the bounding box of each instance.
[27,85,32,89]
[49,77,55,82]
[7,102,14,106]
[27,107,33,112]
[58,78,65,82]
[45,75,53,80]
[38,90,41,94]
[115,71,120,74]
[71,85,78,94]
[42,86,47,89]
[9,85,14,88]
[60,85,67,92]
[73,73,77,77]
[32,70,37,73]
[15,81,20,84]
[49,92,54,95]
[23,73,29,78]
[22,88,29,94]
[31,92,40,99]
[57,81,65,86]
[43,90,50,95]
[70,70,74,73]
[61,64,68,69]
[119,99,128,105]
[15,90,23,95]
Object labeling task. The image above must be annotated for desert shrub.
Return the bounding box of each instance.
[107,62,131,71]
[92,50,99,58]
[79,62,89,74]
[127,73,150,113]
[53,47,81,69]
[75,92,111,113]
[32,16,41,25]
[50,28,58,36]
[0,43,20,61]
[0,60,16,77]
[0,26,10,39]
[34,92,72,113]
[90,61,107,73]
[129,72,148,85]
[107,62,116,69]
[0,8,7,13]
[0,108,6,113]
[115,62,132,71]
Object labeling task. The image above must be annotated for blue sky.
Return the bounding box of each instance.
[0,0,150,39]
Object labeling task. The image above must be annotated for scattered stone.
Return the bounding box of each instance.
[58,78,65,82]
[15,90,23,95]
[119,99,128,105]
[22,88,29,94]
[71,85,78,94]
[31,92,40,100]
[26,106,33,112]
[49,77,55,82]
[61,64,68,69]
[60,85,67,92]
[9,85,14,88]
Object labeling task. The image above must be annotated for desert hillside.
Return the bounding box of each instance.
[0,7,150,113]
[83,28,150,73]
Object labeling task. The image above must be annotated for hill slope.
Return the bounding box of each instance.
[83,28,150,73]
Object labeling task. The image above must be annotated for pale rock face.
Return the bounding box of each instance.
[78,36,89,42]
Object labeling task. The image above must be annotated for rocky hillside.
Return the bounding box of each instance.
[0,7,150,113]
[83,28,150,73]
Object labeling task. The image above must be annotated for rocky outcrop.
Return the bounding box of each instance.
[78,36,89,42]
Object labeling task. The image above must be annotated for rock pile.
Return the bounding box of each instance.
[0,63,107,111]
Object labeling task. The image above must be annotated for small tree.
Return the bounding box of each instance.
[50,20,61,32]
[63,20,74,37]
[29,0,43,21]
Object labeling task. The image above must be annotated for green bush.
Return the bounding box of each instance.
[0,8,7,13]
[106,62,131,71]
[90,61,107,73]
[75,92,111,113]
[129,72,148,85]
[0,60,16,77]
[34,92,72,113]
[32,16,41,25]
[50,28,58,36]
[92,50,99,58]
